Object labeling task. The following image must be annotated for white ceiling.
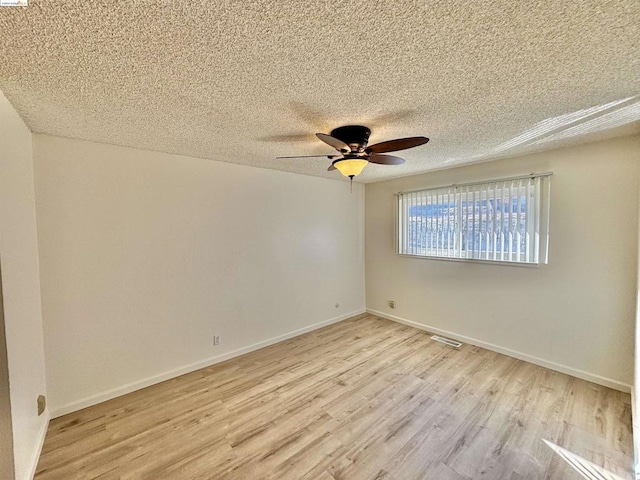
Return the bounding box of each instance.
[0,1,639,183]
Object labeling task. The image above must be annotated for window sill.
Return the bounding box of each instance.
[396,253,542,268]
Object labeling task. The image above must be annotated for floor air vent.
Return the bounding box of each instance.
[430,335,462,348]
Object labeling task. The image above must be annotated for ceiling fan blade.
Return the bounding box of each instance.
[316,133,351,152]
[276,154,338,159]
[368,153,406,165]
[366,136,429,154]
[327,164,336,171]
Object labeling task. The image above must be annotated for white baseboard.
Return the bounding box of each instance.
[367,309,631,393]
[50,309,366,418]
[25,410,49,480]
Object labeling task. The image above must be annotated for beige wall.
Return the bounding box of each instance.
[0,91,48,479]
[634,164,640,478]
[0,268,15,480]
[366,135,640,390]
[33,134,366,416]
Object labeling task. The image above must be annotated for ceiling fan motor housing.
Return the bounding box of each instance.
[330,125,371,152]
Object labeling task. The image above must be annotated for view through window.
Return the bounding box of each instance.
[397,174,551,264]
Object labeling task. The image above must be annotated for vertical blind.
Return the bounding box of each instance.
[396,173,551,264]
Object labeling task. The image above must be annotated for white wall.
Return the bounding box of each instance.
[33,134,365,416]
[0,92,48,479]
[0,276,15,480]
[634,164,640,479]
[366,135,640,390]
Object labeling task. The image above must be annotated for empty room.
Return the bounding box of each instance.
[1,1,639,479]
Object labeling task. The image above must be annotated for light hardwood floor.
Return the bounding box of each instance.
[35,314,633,479]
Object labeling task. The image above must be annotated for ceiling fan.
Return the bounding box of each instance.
[277,125,429,185]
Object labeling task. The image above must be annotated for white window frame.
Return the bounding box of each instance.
[396,173,551,265]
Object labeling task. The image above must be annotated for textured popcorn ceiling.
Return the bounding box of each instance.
[0,1,639,183]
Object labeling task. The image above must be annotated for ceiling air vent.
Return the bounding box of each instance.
[430,335,462,348]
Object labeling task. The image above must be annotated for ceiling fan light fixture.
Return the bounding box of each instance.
[334,159,368,178]
[278,125,428,189]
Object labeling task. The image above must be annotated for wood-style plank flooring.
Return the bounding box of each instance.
[35,314,633,479]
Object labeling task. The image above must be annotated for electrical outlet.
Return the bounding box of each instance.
[388,300,396,309]
[37,395,46,416]
[213,335,220,346]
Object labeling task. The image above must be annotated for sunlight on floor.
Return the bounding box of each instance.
[543,439,627,480]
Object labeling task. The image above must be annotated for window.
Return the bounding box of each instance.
[396,173,551,264]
